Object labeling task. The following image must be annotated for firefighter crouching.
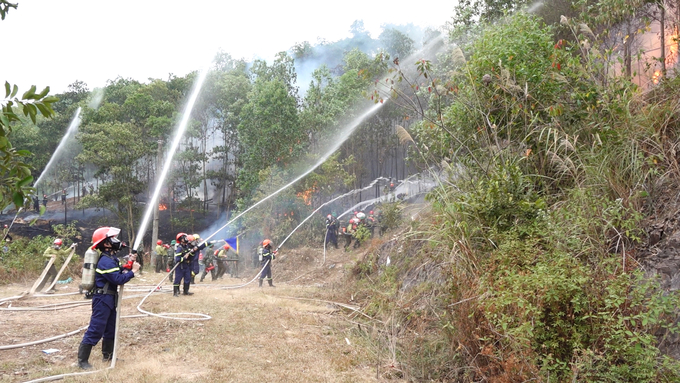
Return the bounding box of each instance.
[77,227,139,369]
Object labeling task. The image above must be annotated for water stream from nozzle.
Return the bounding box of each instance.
[199,100,387,248]
[34,107,81,189]
[132,68,210,250]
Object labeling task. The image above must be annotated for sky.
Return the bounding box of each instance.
[0,0,455,94]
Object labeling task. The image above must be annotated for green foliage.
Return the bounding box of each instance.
[377,201,403,233]
[0,82,58,209]
[0,223,80,280]
[76,121,147,241]
[238,73,303,195]
[353,225,371,245]
[0,0,16,20]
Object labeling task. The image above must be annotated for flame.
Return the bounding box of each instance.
[158,203,168,211]
[297,189,313,205]
[652,70,662,84]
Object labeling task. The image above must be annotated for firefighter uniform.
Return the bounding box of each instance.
[80,251,135,361]
[155,244,166,273]
[174,242,205,296]
[200,250,217,282]
[226,250,239,278]
[258,242,276,287]
[36,244,72,292]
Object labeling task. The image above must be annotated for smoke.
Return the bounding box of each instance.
[293,22,431,96]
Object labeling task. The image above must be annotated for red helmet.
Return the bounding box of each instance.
[327,214,332,219]
[262,239,272,248]
[186,235,195,242]
[156,240,163,245]
[369,211,374,215]
[92,227,121,249]
[223,244,230,250]
[163,244,170,249]
[53,238,63,246]
[176,232,188,242]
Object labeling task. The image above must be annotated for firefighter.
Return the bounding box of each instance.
[325,214,339,249]
[258,239,277,287]
[37,238,76,293]
[200,247,217,282]
[173,233,206,296]
[190,234,202,284]
[226,244,239,278]
[154,239,166,273]
[342,219,355,251]
[167,240,177,277]
[215,244,230,279]
[366,210,377,237]
[61,189,67,205]
[42,194,48,207]
[2,224,11,242]
[77,227,139,369]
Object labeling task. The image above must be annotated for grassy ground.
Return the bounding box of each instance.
[0,246,386,382]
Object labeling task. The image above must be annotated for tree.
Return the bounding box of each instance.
[204,64,251,213]
[76,121,147,242]
[237,78,302,196]
[379,28,415,59]
[1,83,58,209]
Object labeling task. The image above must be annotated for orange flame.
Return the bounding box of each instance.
[158,203,168,211]
[297,189,313,205]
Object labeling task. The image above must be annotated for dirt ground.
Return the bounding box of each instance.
[0,245,389,383]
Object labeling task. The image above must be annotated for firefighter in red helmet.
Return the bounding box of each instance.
[77,227,138,369]
[258,239,277,287]
[155,239,167,273]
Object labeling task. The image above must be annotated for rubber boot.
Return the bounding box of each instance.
[183,283,193,295]
[268,279,275,287]
[77,343,93,370]
[258,279,263,288]
[173,286,180,297]
[102,339,114,362]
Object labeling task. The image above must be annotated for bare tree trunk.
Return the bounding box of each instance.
[624,32,632,78]
[661,4,667,76]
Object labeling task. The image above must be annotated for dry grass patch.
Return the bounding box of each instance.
[1,247,382,382]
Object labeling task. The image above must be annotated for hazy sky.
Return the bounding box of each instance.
[0,1,454,94]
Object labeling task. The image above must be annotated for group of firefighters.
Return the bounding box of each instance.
[69,226,279,369]
[153,234,241,292]
[32,206,381,369]
[324,209,381,250]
